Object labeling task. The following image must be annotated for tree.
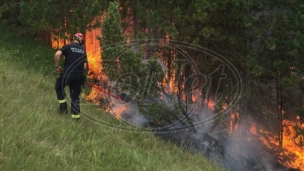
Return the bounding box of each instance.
[100,1,164,103]
[17,0,107,42]
[244,0,304,146]
[0,0,21,26]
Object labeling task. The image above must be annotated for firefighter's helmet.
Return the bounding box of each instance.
[73,32,84,45]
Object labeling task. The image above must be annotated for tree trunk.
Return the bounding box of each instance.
[276,76,283,147]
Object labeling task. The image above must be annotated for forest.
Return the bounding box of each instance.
[1,0,304,170]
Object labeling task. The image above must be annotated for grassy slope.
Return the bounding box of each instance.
[0,26,222,171]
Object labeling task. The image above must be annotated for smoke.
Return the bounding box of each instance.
[109,99,149,127]
[104,92,287,171]
[185,101,277,171]
[188,102,217,137]
[221,118,275,171]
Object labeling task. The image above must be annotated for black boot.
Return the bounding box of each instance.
[58,102,67,114]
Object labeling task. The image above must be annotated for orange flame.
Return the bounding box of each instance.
[248,119,304,170]
[85,19,102,76]
[51,31,66,49]
[112,106,127,119]
[281,120,304,170]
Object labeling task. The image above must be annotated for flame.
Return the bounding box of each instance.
[51,31,66,49]
[85,26,102,76]
[207,100,215,109]
[248,119,304,170]
[112,105,127,119]
[84,17,107,103]
[281,120,304,170]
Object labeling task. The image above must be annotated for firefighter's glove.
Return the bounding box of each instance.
[55,65,64,72]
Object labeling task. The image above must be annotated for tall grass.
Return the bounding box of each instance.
[0,25,223,171]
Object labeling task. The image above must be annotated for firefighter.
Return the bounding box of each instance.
[54,32,88,120]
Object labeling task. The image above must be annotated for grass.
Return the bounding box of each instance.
[0,25,223,171]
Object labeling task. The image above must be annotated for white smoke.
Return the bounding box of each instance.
[185,98,277,171]
[222,118,275,171]
[109,98,149,127]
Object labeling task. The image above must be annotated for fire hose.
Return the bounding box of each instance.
[86,82,121,100]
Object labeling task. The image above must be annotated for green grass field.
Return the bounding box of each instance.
[0,25,223,171]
